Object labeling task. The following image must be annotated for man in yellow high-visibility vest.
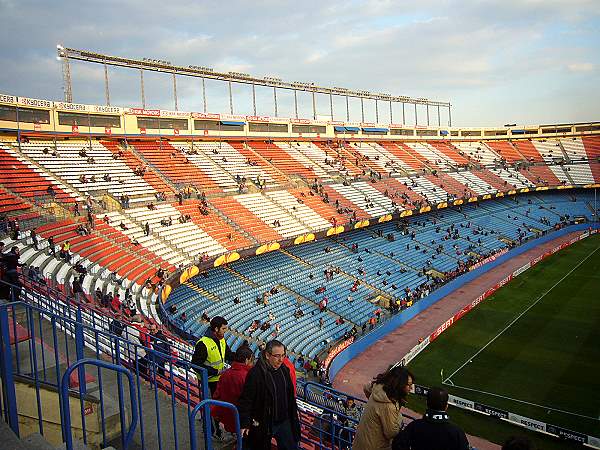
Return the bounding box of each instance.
[192,316,233,440]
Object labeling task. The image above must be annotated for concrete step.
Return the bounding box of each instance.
[21,433,55,450]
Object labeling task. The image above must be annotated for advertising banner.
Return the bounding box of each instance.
[93,105,122,114]
[0,94,17,104]
[192,112,220,119]
[54,101,88,112]
[127,108,160,116]
[17,97,52,108]
[323,337,355,369]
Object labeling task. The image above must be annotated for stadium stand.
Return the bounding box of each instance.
[1,108,599,448]
[130,140,223,192]
[452,141,501,167]
[377,141,428,171]
[427,140,471,166]
[582,135,600,159]
[20,140,157,202]
[0,144,80,204]
[486,140,526,162]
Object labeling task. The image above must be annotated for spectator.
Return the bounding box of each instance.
[344,397,361,423]
[111,293,122,314]
[212,344,255,434]
[191,316,234,440]
[72,275,84,303]
[392,387,468,450]
[110,271,122,286]
[353,365,414,450]
[238,339,301,450]
[150,325,171,378]
[60,241,71,262]
[30,229,38,249]
[47,236,56,256]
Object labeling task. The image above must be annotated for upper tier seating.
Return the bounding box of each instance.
[330,182,398,216]
[559,138,589,162]
[485,141,525,162]
[233,193,314,238]
[131,141,223,192]
[124,203,227,258]
[519,165,562,186]
[376,142,428,171]
[427,141,470,166]
[19,141,156,202]
[171,142,257,191]
[288,142,347,178]
[0,186,33,216]
[311,142,363,176]
[426,172,477,199]
[0,144,81,204]
[372,178,428,208]
[100,140,175,194]
[405,142,455,170]
[209,196,282,242]
[452,142,500,167]
[265,190,333,231]
[512,140,544,162]
[227,141,290,184]
[582,136,600,159]
[489,167,535,188]
[101,210,190,266]
[396,176,449,203]
[448,171,496,195]
[531,140,566,163]
[173,200,254,250]
[347,143,406,175]
[249,141,330,181]
[550,164,595,185]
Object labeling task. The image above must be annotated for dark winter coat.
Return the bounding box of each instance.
[392,410,469,450]
[237,356,301,449]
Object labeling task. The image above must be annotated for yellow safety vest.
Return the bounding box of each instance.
[198,336,226,383]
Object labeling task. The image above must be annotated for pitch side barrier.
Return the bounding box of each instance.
[397,227,600,448]
[329,223,598,380]
[412,384,600,449]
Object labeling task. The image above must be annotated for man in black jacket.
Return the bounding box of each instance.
[392,387,469,450]
[238,339,300,450]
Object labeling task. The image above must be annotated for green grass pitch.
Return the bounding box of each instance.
[408,233,600,441]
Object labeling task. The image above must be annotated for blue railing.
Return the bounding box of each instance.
[0,278,362,450]
[61,359,138,450]
[0,296,212,450]
[189,399,242,450]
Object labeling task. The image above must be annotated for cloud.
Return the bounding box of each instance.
[567,62,594,72]
[0,0,599,125]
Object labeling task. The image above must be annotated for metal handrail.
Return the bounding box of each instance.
[189,399,242,450]
[60,358,138,450]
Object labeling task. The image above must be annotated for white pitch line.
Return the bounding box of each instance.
[443,382,600,422]
[444,244,600,384]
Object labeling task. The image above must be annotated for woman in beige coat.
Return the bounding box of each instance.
[352,365,414,450]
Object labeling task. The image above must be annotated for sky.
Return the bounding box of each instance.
[0,0,599,127]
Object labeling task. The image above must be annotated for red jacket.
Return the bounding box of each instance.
[212,362,252,432]
[283,357,297,396]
